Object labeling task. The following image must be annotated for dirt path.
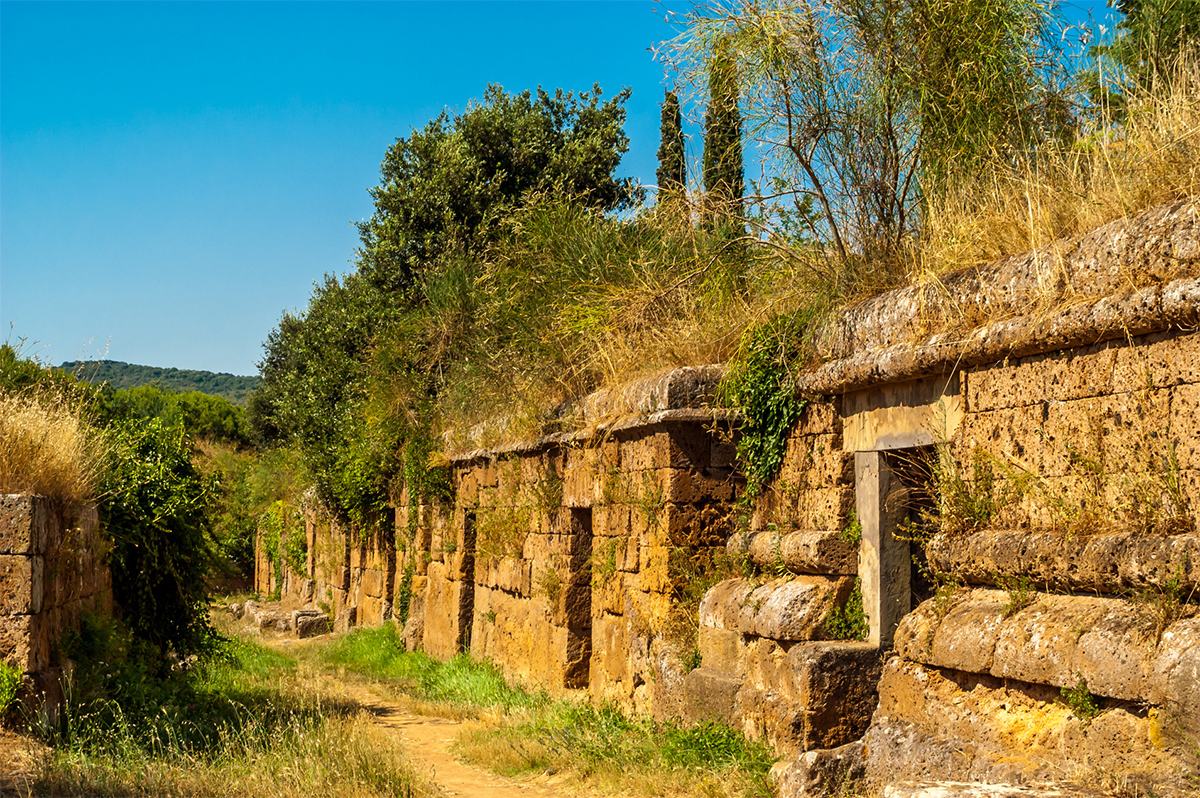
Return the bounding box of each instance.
[358,692,570,798]
[268,635,577,798]
[328,678,574,798]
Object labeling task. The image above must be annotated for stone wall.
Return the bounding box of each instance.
[0,495,112,704]
[261,199,1200,795]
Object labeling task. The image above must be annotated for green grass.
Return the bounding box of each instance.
[455,704,775,797]
[319,623,544,713]
[325,623,776,797]
[24,617,434,798]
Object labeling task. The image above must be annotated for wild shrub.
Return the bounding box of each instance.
[100,418,217,659]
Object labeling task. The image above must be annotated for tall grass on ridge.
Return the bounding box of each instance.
[0,389,105,513]
[921,51,1200,275]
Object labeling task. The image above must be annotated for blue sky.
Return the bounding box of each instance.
[1,0,1117,376]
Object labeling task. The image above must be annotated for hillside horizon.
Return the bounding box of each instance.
[58,359,260,405]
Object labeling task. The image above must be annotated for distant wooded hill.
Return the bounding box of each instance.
[58,360,261,405]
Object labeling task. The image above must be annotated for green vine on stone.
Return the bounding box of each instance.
[720,306,825,497]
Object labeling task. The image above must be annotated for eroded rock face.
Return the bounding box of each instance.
[699,577,852,641]
[926,530,1200,593]
[864,657,1198,798]
[894,588,1200,735]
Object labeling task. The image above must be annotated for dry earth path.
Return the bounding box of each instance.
[268,635,579,798]
[350,684,573,798]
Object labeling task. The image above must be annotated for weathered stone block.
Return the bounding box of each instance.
[1043,343,1117,402]
[772,740,865,798]
[965,357,1044,412]
[0,554,43,615]
[788,642,881,751]
[1148,615,1200,737]
[295,613,330,638]
[683,666,741,725]
[1112,331,1200,392]
[795,398,841,436]
[743,530,857,576]
[592,611,632,687]
[1170,382,1200,471]
[360,568,385,599]
[593,569,626,616]
[897,589,1200,717]
[699,625,741,675]
[0,613,49,672]
[926,529,1200,594]
[864,657,1198,796]
[0,495,41,556]
[699,579,755,630]
[711,436,738,469]
[736,577,850,642]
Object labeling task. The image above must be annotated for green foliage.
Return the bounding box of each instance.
[823,578,868,641]
[260,499,307,583]
[61,359,260,405]
[911,0,1065,186]
[721,305,825,496]
[1060,673,1102,722]
[997,573,1037,618]
[94,383,252,447]
[840,508,863,545]
[461,703,774,796]
[656,89,687,195]
[703,38,745,233]
[0,659,21,719]
[1095,0,1200,96]
[322,624,543,712]
[44,615,427,797]
[666,0,1062,271]
[99,418,216,659]
[357,83,641,295]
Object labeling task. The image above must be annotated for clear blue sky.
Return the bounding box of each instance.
[1,0,1116,377]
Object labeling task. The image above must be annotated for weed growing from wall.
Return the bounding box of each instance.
[720,306,825,496]
[996,573,1037,617]
[1061,673,1102,723]
[0,660,21,718]
[664,546,755,663]
[823,577,868,641]
[591,537,624,587]
[476,505,533,559]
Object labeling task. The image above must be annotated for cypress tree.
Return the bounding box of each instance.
[656,90,686,199]
[702,42,744,232]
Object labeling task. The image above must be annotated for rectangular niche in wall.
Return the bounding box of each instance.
[564,507,593,688]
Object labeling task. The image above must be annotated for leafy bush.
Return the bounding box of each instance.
[823,578,869,641]
[100,418,216,659]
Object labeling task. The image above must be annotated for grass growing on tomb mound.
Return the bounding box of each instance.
[28,616,435,798]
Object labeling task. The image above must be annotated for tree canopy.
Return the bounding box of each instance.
[356,83,641,296]
[253,83,641,523]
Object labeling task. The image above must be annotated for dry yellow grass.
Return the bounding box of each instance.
[920,54,1200,275]
[0,389,105,511]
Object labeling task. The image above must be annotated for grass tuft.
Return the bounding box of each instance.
[0,389,105,512]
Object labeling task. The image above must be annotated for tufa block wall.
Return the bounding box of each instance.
[0,495,112,704]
